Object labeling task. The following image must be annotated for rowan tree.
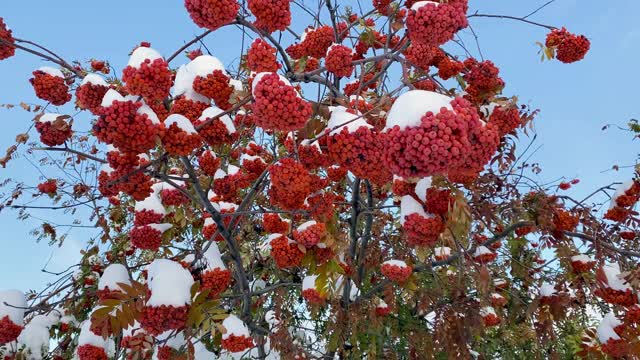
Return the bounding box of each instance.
[0,0,638,359]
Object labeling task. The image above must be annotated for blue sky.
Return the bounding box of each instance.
[0,0,638,292]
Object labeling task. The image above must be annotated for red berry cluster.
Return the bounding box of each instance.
[30,70,72,105]
[413,79,437,91]
[130,225,165,251]
[482,312,501,327]
[545,27,590,64]
[171,96,210,123]
[293,222,326,248]
[594,287,637,307]
[76,83,109,114]
[424,188,453,216]
[453,121,501,176]
[90,60,109,74]
[437,57,463,80]
[35,116,72,146]
[201,268,232,298]
[134,209,164,226]
[302,288,326,305]
[186,49,203,60]
[305,192,338,222]
[247,39,281,73]
[270,234,304,268]
[248,0,291,32]
[195,116,239,147]
[161,123,202,156]
[570,258,595,273]
[37,179,58,195]
[326,165,347,181]
[160,188,190,207]
[252,73,312,131]
[0,315,22,345]
[489,106,521,136]
[383,97,494,178]
[552,209,578,236]
[221,334,254,353]
[193,70,234,110]
[326,126,392,186]
[343,72,377,96]
[404,43,443,70]
[286,26,334,59]
[325,45,354,77]
[76,344,108,360]
[473,250,497,263]
[381,262,412,282]
[94,100,159,154]
[184,0,239,31]
[98,167,153,201]
[601,338,629,358]
[406,2,467,47]
[241,157,267,180]
[198,150,221,176]
[213,172,250,202]
[298,142,329,170]
[373,0,392,16]
[462,59,505,104]
[140,304,189,335]
[122,58,172,102]
[294,56,320,73]
[392,178,415,197]
[0,18,16,60]
[263,213,289,233]
[403,213,445,247]
[268,158,324,210]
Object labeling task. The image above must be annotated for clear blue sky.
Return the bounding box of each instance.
[0,0,638,291]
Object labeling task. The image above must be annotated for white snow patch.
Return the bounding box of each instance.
[222,314,250,338]
[400,195,428,225]
[385,90,453,131]
[81,73,108,86]
[146,259,194,307]
[98,264,130,291]
[165,114,198,134]
[37,66,64,78]
[128,47,163,68]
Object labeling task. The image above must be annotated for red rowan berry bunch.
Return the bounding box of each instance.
[76,345,108,360]
[381,260,412,282]
[30,68,71,105]
[305,192,338,222]
[193,70,234,110]
[263,213,290,234]
[98,166,153,201]
[451,121,501,177]
[247,39,281,73]
[413,79,438,91]
[620,231,636,240]
[462,59,505,104]
[94,97,160,154]
[201,268,232,298]
[35,114,72,146]
[601,338,629,358]
[424,188,454,216]
[302,287,326,305]
[252,73,312,131]
[326,125,392,185]
[160,187,190,207]
[287,26,335,59]
[392,177,415,197]
[221,333,255,353]
[240,155,267,181]
[184,0,239,31]
[195,109,238,147]
[90,60,109,74]
[406,1,467,47]
[170,96,210,123]
[161,115,202,156]
[473,246,497,263]
[198,150,221,176]
[595,287,637,307]
[0,316,22,345]
[213,171,250,202]
[403,213,445,247]
[437,56,463,80]
[545,27,590,64]
[404,43,442,70]
[134,209,164,227]
[343,73,378,96]
[292,221,326,248]
[373,0,392,16]
[570,256,596,273]
[551,209,579,236]
[0,18,16,60]
[248,0,291,33]
[122,57,172,102]
[489,105,521,136]
[37,179,58,195]
[481,307,500,327]
[293,56,320,72]
[75,75,110,114]
[129,224,169,251]
[325,44,354,77]
[298,141,329,169]
[326,165,348,182]
[270,234,305,268]
[268,158,325,210]
[140,304,189,335]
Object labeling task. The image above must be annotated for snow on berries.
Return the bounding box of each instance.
[400,195,445,247]
[77,321,113,360]
[195,106,238,146]
[269,234,304,269]
[268,158,324,210]
[302,275,326,305]
[141,259,194,335]
[406,1,467,47]
[292,221,326,248]
[193,69,234,110]
[247,39,280,73]
[221,315,254,353]
[94,89,161,154]
[134,193,167,226]
[129,223,172,251]
[597,312,628,358]
[325,107,391,185]
[251,72,312,131]
[473,245,496,263]
[433,246,451,261]
[198,150,221,176]
[35,113,72,146]
[0,290,26,345]
[170,95,210,123]
[325,44,354,77]
[545,27,590,64]
[96,264,131,300]
[200,243,232,298]
[75,73,110,114]
[248,0,291,32]
[185,0,239,31]
[383,90,499,178]
[595,264,638,307]
[30,67,71,105]
[0,18,16,60]
[570,254,595,273]
[381,260,413,283]
[161,114,202,156]
[480,306,500,327]
[121,46,172,102]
